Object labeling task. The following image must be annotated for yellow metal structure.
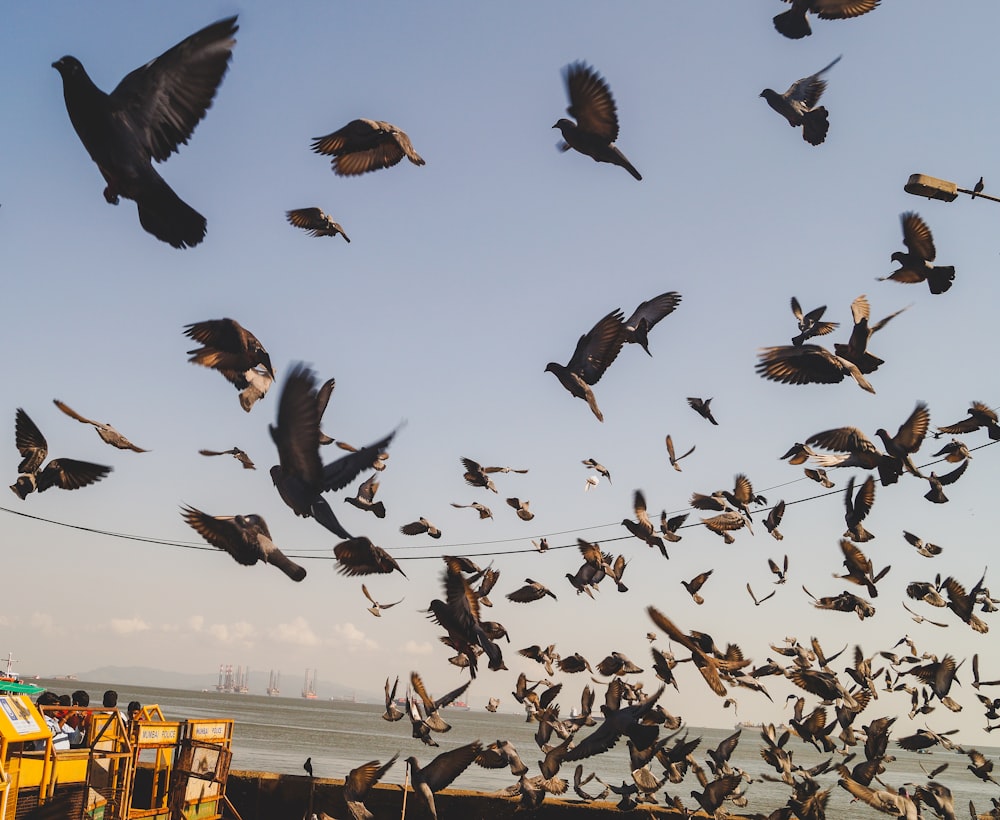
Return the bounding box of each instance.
[0,696,235,820]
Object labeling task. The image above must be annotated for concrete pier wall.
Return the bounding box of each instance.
[226,770,694,819]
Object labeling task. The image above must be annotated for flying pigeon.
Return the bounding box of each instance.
[285,208,350,241]
[773,0,880,40]
[879,212,955,294]
[52,16,238,247]
[311,118,424,176]
[760,56,841,146]
[554,61,641,180]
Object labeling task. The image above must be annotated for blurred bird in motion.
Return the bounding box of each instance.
[760,56,841,146]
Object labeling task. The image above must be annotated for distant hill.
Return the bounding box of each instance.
[64,666,374,702]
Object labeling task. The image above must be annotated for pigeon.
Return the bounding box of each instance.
[506,497,534,521]
[184,318,275,412]
[400,517,442,538]
[701,511,752,544]
[507,579,557,603]
[553,61,641,180]
[405,741,483,820]
[343,755,398,820]
[747,583,776,607]
[874,401,930,484]
[682,570,713,605]
[584,475,599,491]
[622,292,682,354]
[361,584,403,617]
[936,401,1000,440]
[879,212,955,294]
[10,408,111,499]
[755,344,875,393]
[931,438,972,463]
[545,309,626,421]
[311,119,424,176]
[973,176,985,198]
[804,467,834,487]
[773,0,881,40]
[765,500,786,540]
[666,435,695,471]
[760,56,841,146]
[52,16,238,247]
[180,506,306,582]
[790,297,838,346]
[622,489,667,555]
[269,364,397,539]
[303,757,313,778]
[843,474,876,542]
[382,676,404,722]
[902,531,942,557]
[833,294,910,375]
[333,537,406,578]
[839,778,919,820]
[450,501,492,519]
[687,397,718,425]
[769,554,789,584]
[199,447,255,470]
[485,697,500,713]
[582,458,611,482]
[343,474,386,518]
[285,208,350,241]
[924,459,969,504]
[52,399,148,452]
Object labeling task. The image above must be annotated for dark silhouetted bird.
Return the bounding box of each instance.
[311,119,424,176]
[682,570,713,605]
[382,676,404,722]
[506,497,534,521]
[199,447,255,470]
[554,62,640,180]
[760,56,841,146]
[180,506,306,582]
[902,531,942,558]
[400,517,442,538]
[773,0,881,40]
[184,318,275,412]
[285,208,350,241]
[344,474,386,518]
[765,500,786,540]
[303,757,313,777]
[333,537,406,578]
[973,176,985,198]
[936,401,1000,440]
[834,294,910,375]
[507,578,557,603]
[52,399,148,452]
[747,583,775,606]
[344,754,398,820]
[582,458,611,482]
[545,309,626,421]
[450,501,492,519]
[924,459,969,504]
[52,16,238,247]
[790,297,838,346]
[10,408,111,499]
[269,364,397,539]
[843,474,876,542]
[622,292,682,354]
[405,741,483,820]
[755,344,874,393]
[687,397,718,425]
[879,212,955,294]
[666,434,696,471]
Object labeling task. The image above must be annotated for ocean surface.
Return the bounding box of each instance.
[35,678,1000,817]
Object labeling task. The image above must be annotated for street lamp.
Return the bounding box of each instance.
[904,173,1000,204]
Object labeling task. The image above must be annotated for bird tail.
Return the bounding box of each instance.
[927,266,956,295]
[269,551,308,582]
[801,107,830,146]
[613,147,642,181]
[773,7,810,39]
[136,175,207,249]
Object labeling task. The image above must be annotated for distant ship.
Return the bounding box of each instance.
[267,669,281,697]
[302,668,318,699]
[446,700,470,711]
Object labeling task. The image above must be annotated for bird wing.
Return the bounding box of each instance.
[850,294,871,324]
[400,520,429,536]
[813,0,881,19]
[13,408,48,473]
[625,292,682,331]
[418,741,483,792]
[893,402,931,452]
[807,426,877,455]
[784,55,841,109]
[345,754,398,803]
[52,399,100,427]
[271,364,324,488]
[286,208,329,234]
[936,458,970,487]
[563,62,620,142]
[180,506,257,566]
[37,458,112,491]
[900,212,936,261]
[321,426,398,493]
[756,345,849,386]
[566,309,627,384]
[110,16,238,162]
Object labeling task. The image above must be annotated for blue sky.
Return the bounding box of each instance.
[5,1,1000,747]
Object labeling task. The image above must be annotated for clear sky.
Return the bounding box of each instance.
[4,0,1000,749]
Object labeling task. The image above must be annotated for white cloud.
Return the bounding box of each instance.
[109,617,151,636]
[206,621,257,646]
[267,617,320,647]
[332,622,377,651]
[186,615,205,632]
[402,640,433,656]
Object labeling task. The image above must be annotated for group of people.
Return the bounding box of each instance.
[34,688,143,750]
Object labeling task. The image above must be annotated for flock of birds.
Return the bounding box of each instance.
[12,1,1000,819]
